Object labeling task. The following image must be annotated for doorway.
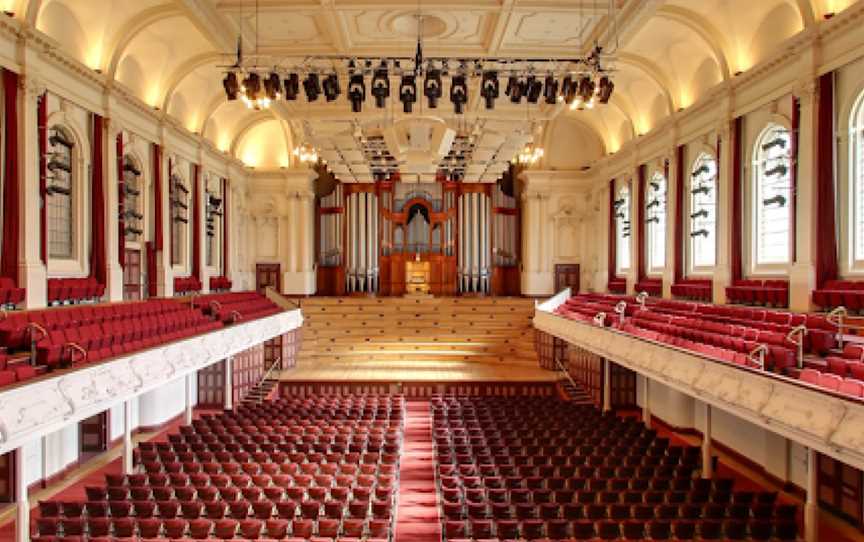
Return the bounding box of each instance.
[79,412,108,459]
[124,248,142,300]
[256,263,281,294]
[0,452,13,502]
[554,264,581,294]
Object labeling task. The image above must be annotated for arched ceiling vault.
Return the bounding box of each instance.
[161,52,223,111]
[655,5,732,81]
[104,4,182,79]
[617,52,677,113]
[229,111,284,158]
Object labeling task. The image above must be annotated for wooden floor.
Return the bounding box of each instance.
[278,296,552,383]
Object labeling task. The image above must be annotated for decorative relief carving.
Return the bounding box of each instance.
[533,309,864,470]
[0,310,303,455]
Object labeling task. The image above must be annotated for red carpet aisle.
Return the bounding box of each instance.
[395,399,441,542]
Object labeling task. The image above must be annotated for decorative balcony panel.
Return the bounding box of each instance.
[0,309,303,455]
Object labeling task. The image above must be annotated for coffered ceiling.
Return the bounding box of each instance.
[16,0,853,174]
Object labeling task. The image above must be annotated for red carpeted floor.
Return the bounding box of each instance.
[394,399,441,542]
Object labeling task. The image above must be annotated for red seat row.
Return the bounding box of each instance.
[812,279,864,311]
[0,276,25,306]
[195,292,281,324]
[175,276,203,295]
[670,279,712,302]
[726,279,789,307]
[209,276,233,291]
[634,278,662,296]
[799,368,864,398]
[47,277,105,305]
[608,278,626,294]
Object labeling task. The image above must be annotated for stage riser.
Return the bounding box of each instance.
[280,381,557,398]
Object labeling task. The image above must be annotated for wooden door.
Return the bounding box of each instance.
[124,249,142,300]
[256,263,281,294]
[818,454,864,527]
[554,264,581,294]
[79,412,108,456]
[0,452,13,502]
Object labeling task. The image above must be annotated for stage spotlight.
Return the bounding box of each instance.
[371,61,390,108]
[577,76,595,103]
[283,74,299,100]
[597,75,614,104]
[508,76,525,103]
[242,72,261,101]
[562,76,576,105]
[263,72,281,100]
[424,69,442,108]
[223,72,239,100]
[543,76,558,104]
[526,76,542,103]
[480,71,499,110]
[348,74,366,113]
[303,73,321,102]
[399,75,417,113]
[505,76,517,99]
[450,75,468,114]
[322,74,341,102]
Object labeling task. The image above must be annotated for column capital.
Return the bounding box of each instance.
[21,73,46,100]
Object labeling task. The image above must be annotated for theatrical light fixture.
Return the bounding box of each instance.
[481,71,499,110]
[293,142,319,165]
[424,69,442,109]
[512,140,544,166]
[322,73,341,102]
[303,73,321,102]
[219,3,619,113]
[399,75,417,113]
[283,74,299,100]
[348,74,366,113]
[371,61,390,108]
[450,75,468,114]
[223,72,239,101]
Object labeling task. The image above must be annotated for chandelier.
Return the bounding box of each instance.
[292,142,319,164]
[221,4,618,114]
[513,142,544,166]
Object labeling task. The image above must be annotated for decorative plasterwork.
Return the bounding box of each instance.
[533,307,864,471]
[0,309,303,455]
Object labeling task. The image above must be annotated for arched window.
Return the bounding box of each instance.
[646,171,667,272]
[122,154,143,242]
[170,164,189,266]
[753,124,792,265]
[614,181,631,273]
[689,153,717,269]
[205,174,223,268]
[851,91,864,267]
[46,126,76,259]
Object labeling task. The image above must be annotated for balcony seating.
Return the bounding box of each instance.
[433,395,799,542]
[47,278,105,305]
[33,394,404,542]
[799,368,864,398]
[634,278,662,296]
[812,280,864,311]
[726,279,789,308]
[174,276,202,295]
[608,278,626,294]
[671,279,712,302]
[209,276,232,292]
[0,276,25,307]
[193,292,281,324]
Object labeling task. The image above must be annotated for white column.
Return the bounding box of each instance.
[18,74,48,308]
[224,357,233,411]
[712,113,734,304]
[805,447,818,542]
[185,373,194,424]
[642,376,651,428]
[123,400,133,474]
[15,446,28,542]
[287,197,298,273]
[602,358,611,412]
[790,77,818,312]
[702,402,713,479]
[105,122,124,302]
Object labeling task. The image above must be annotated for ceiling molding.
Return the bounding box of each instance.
[229,110,283,158]
[617,52,677,114]
[161,52,223,112]
[654,5,732,82]
[19,0,42,26]
[794,0,818,29]
[174,0,236,53]
[104,4,183,79]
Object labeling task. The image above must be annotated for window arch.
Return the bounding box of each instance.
[646,171,667,272]
[851,90,864,268]
[46,125,76,259]
[614,180,631,274]
[752,123,792,266]
[689,152,717,269]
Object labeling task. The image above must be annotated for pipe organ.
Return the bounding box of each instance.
[346,189,379,293]
[314,178,518,296]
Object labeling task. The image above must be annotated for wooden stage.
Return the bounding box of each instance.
[275,359,556,383]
